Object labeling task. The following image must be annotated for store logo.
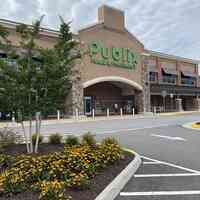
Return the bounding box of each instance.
[89,41,138,69]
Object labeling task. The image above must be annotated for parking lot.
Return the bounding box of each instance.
[116,156,200,200]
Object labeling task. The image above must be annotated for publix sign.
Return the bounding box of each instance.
[89,41,138,69]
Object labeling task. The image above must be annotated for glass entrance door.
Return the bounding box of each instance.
[84,96,92,115]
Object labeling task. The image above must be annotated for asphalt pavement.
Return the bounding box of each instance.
[5,113,200,199]
[115,156,200,200]
[11,112,200,136]
[92,114,200,200]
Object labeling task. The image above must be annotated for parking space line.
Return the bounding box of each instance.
[134,173,200,178]
[120,190,200,196]
[151,134,186,141]
[143,161,162,164]
[141,155,200,174]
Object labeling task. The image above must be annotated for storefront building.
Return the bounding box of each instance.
[1,5,200,116]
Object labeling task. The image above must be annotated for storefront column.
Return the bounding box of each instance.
[135,91,144,113]
[72,81,84,116]
[142,57,151,113]
[143,85,151,112]
[175,98,183,112]
[194,98,200,111]
[65,77,84,117]
[156,58,162,83]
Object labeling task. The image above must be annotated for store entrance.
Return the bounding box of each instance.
[84,96,92,115]
[84,81,137,116]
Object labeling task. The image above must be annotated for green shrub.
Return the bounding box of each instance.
[0,154,15,171]
[101,137,119,146]
[48,133,62,144]
[65,135,79,147]
[0,128,17,150]
[82,132,96,147]
[32,133,43,145]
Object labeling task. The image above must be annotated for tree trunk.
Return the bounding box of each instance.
[21,121,30,153]
[34,112,41,153]
[29,116,33,153]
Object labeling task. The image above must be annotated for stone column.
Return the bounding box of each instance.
[65,73,84,117]
[71,81,84,116]
[175,98,183,112]
[135,91,144,114]
[143,83,151,112]
[141,57,151,113]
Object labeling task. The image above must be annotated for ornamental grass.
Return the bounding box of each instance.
[0,137,122,200]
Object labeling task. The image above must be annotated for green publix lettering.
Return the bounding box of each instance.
[89,41,138,69]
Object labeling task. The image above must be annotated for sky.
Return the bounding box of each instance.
[0,0,200,61]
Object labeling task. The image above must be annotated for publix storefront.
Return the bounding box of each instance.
[1,4,200,117]
[82,41,142,115]
[70,5,146,116]
[68,4,200,116]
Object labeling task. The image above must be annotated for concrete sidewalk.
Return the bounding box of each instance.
[159,111,200,116]
[0,111,199,129]
[0,114,153,128]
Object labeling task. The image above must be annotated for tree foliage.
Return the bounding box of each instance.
[0,17,81,153]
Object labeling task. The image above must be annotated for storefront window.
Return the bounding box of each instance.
[93,99,134,115]
[162,75,176,84]
[181,77,196,86]
[149,72,157,82]
[161,69,176,84]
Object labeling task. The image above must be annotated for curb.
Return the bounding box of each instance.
[94,149,141,200]
[182,121,200,131]
[159,111,200,117]
[0,115,156,128]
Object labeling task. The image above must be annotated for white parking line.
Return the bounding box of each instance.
[143,161,162,165]
[120,156,200,198]
[120,190,200,196]
[151,134,186,141]
[141,156,200,174]
[135,173,200,178]
[101,124,172,134]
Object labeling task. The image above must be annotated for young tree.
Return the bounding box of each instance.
[0,17,81,153]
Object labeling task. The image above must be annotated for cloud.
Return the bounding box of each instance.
[0,0,200,60]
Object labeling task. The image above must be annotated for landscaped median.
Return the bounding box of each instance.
[191,122,200,128]
[182,121,200,130]
[0,132,141,200]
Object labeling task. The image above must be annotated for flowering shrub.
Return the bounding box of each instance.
[37,180,71,200]
[0,137,123,199]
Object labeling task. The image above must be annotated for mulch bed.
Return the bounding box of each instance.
[0,144,134,200]
[0,143,65,156]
